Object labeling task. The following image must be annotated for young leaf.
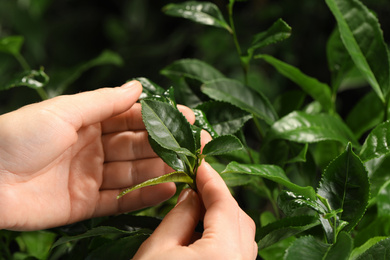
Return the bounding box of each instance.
[117,171,193,198]
[360,121,390,162]
[247,19,291,57]
[191,125,202,152]
[325,0,390,102]
[160,58,225,83]
[0,35,24,56]
[258,216,320,250]
[221,162,316,200]
[202,135,243,157]
[193,108,220,138]
[141,99,196,157]
[195,101,252,136]
[135,77,166,98]
[201,78,278,125]
[317,143,370,232]
[267,111,359,147]
[256,54,333,112]
[162,2,232,33]
[6,67,49,90]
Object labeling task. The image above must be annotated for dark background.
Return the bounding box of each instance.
[0,0,389,114]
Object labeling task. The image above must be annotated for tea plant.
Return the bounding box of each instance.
[1,0,390,259]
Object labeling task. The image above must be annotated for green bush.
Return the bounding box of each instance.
[1,0,390,259]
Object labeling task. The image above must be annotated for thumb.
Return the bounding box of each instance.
[142,189,201,248]
[39,80,143,130]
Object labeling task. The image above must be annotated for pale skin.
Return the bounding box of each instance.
[0,80,257,259]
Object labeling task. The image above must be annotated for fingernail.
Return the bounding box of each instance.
[123,80,138,89]
[176,189,192,206]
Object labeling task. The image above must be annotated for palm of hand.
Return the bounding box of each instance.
[0,88,184,231]
[0,109,108,230]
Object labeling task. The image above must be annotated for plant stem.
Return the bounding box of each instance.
[36,87,49,100]
[227,2,248,85]
[252,116,264,138]
[14,53,31,71]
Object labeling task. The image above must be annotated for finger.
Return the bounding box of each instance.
[101,103,145,133]
[102,130,156,162]
[41,80,143,130]
[144,189,201,248]
[101,104,196,134]
[94,182,176,217]
[196,162,245,239]
[200,130,212,152]
[101,158,171,189]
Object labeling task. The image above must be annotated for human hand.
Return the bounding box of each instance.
[133,162,258,260]
[0,81,195,231]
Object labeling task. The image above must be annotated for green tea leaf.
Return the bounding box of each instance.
[202,78,278,125]
[161,58,225,83]
[257,54,333,112]
[52,226,142,248]
[258,216,320,249]
[202,135,243,157]
[376,180,390,217]
[284,236,329,260]
[267,111,359,147]
[326,28,355,92]
[85,234,148,260]
[355,237,390,260]
[278,190,326,216]
[193,108,219,138]
[350,236,388,260]
[221,162,316,200]
[284,232,352,260]
[191,125,202,152]
[163,2,231,32]
[259,237,295,260]
[325,232,353,260]
[148,137,186,172]
[141,99,195,157]
[317,143,370,232]
[136,77,166,98]
[117,171,193,198]
[360,121,390,162]
[0,35,24,55]
[325,0,390,102]
[365,153,390,198]
[195,101,252,136]
[16,231,56,259]
[346,92,383,139]
[248,19,291,57]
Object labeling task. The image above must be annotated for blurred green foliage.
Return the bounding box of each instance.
[1,0,388,114]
